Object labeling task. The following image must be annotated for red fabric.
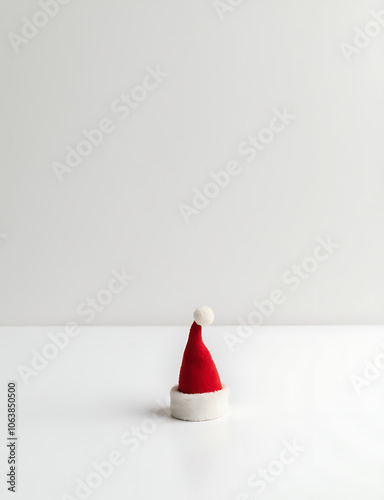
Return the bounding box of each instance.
[178,321,223,394]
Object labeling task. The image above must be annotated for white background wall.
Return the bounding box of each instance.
[1,0,383,325]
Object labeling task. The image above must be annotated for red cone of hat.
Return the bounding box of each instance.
[178,319,222,394]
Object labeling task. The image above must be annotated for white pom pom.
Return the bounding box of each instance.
[193,306,214,326]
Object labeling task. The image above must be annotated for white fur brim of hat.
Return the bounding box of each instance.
[170,386,229,422]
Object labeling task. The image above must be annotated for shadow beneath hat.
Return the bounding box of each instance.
[148,405,171,420]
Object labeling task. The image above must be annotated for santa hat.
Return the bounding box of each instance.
[170,306,229,421]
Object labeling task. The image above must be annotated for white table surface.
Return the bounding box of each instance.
[1,325,384,500]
